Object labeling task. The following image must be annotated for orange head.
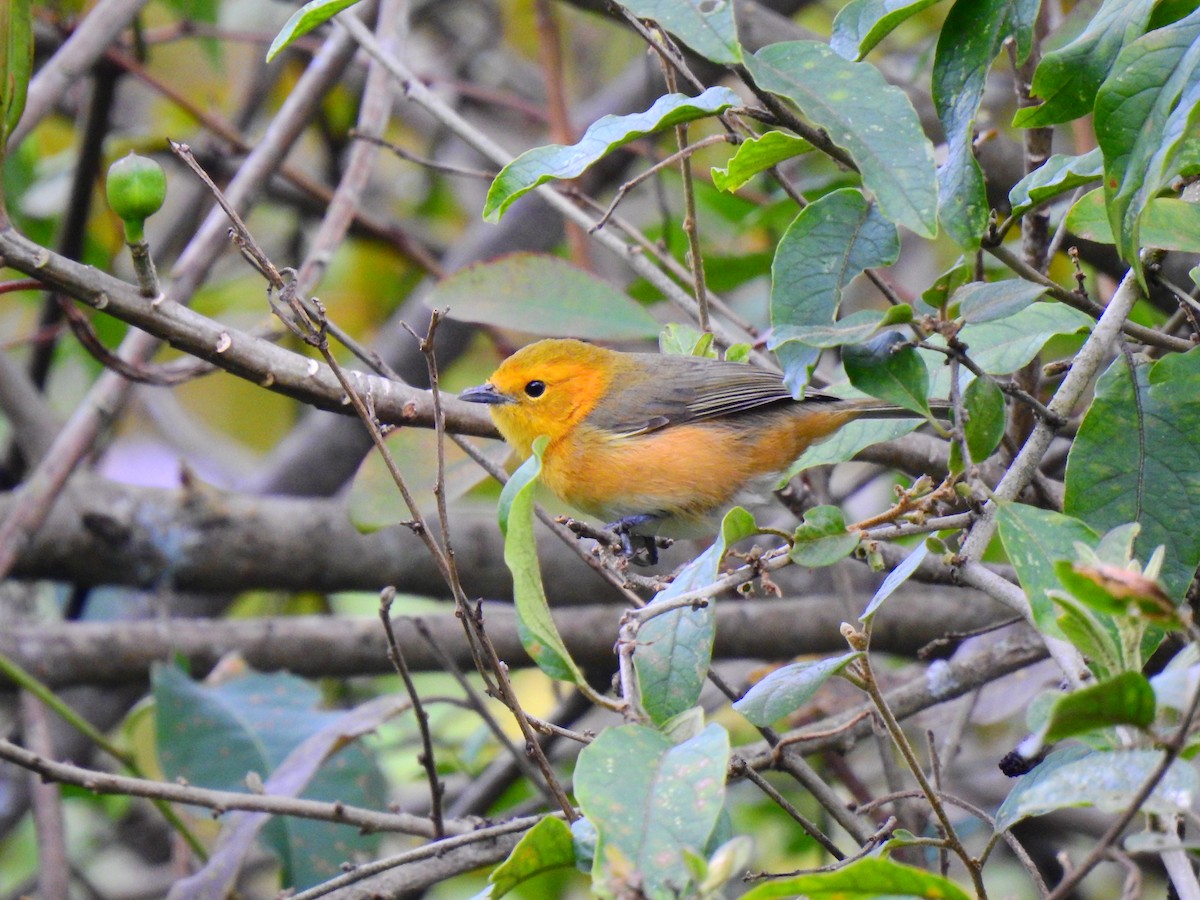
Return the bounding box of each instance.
[459,339,619,457]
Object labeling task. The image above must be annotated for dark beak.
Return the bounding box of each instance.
[459,383,514,405]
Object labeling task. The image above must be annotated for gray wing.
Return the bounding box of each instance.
[589,353,840,437]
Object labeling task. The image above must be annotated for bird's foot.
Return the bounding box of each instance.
[605,515,666,567]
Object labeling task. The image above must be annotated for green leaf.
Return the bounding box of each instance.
[789,505,861,567]
[1095,8,1200,273]
[635,508,757,724]
[947,301,1093,375]
[861,541,929,620]
[429,254,660,340]
[1014,0,1156,128]
[1008,148,1104,218]
[995,745,1198,832]
[486,817,577,899]
[613,0,741,64]
[484,87,741,222]
[830,0,945,61]
[740,856,972,900]
[792,310,888,349]
[952,279,1047,324]
[780,418,921,479]
[733,652,863,726]
[921,261,972,311]
[266,0,361,62]
[769,188,899,380]
[153,665,386,890]
[0,0,32,151]
[1064,350,1200,598]
[498,436,587,683]
[1052,558,1177,623]
[933,0,1039,247]
[1043,672,1156,743]
[1065,189,1200,252]
[711,132,812,192]
[961,376,1006,461]
[996,501,1099,632]
[576,724,730,899]
[745,42,938,237]
[659,322,717,358]
[843,333,931,416]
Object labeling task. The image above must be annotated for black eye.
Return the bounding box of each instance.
[524,380,546,398]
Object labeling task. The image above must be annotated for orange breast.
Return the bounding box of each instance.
[539,405,861,534]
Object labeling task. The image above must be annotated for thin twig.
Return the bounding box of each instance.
[590,134,732,233]
[732,758,846,860]
[0,736,442,836]
[379,588,445,838]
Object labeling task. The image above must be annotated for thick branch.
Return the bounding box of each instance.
[0,225,495,437]
[0,595,1010,690]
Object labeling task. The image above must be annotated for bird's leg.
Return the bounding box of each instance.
[605,514,661,566]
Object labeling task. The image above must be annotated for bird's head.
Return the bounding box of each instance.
[459,339,617,456]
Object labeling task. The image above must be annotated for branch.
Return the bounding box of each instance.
[740,624,1049,766]
[0,595,1012,690]
[0,735,446,837]
[0,225,496,438]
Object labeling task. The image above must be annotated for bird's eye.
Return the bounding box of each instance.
[524,380,546,398]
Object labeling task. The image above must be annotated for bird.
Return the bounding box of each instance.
[460,338,937,562]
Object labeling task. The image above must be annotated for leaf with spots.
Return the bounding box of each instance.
[933,0,1038,247]
[745,42,938,237]
[576,723,730,899]
[1064,349,1200,599]
[613,0,742,64]
[636,508,758,724]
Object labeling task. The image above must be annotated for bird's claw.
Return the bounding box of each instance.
[606,515,662,566]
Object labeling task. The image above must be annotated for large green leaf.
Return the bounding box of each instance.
[613,0,741,64]
[745,42,938,237]
[1042,671,1156,743]
[710,132,812,193]
[484,817,577,899]
[733,651,862,726]
[960,374,1006,463]
[1008,148,1103,218]
[951,279,1047,324]
[1095,8,1200,273]
[498,436,587,684]
[1013,0,1156,127]
[940,301,1093,376]
[995,745,1198,832]
[779,418,920,479]
[843,333,931,416]
[996,501,1098,632]
[830,0,945,61]
[153,665,386,891]
[1064,350,1200,599]
[576,724,729,899]
[484,87,741,222]
[1065,189,1200,253]
[429,254,660,340]
[635,508,757,724]
[740,856,972,899]
[933,0,1038,247]
[768,188,899,386]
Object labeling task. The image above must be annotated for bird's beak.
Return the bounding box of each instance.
[459,383,514,405]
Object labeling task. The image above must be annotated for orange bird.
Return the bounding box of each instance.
[461,339,932,559]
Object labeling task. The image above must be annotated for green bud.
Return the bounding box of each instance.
[106,153,166,243]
